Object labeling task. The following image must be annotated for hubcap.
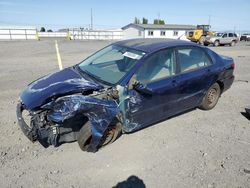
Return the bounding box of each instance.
[207,88,217,104]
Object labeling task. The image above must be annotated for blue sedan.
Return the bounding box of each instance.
[17,39,235,152]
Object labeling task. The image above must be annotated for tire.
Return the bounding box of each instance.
[230,40,236,46]
[77,121,92,151]
[199,36,206,45]
[77,121,122,152]
[214,40,220,47]
[100,123,122,147]
[200,83,221,110]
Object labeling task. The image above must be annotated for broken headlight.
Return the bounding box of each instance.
[42,97,82,123]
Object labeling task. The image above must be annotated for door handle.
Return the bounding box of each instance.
[172,80,179,86]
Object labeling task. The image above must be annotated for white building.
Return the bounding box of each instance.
[122,23,196,40]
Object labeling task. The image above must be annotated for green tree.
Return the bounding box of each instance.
[40,27,46,32]
[159,20,165,25]
[142,17,148,24]
[153,19,159,24]
[153,19,165,25]
[134,17,141,24]
[47,29,53,32]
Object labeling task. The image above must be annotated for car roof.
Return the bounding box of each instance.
[114,38,199,53]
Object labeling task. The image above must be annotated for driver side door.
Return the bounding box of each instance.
[220,33,228,44]
[124,48,180,132]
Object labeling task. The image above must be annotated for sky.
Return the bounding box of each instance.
[0,0,250,32]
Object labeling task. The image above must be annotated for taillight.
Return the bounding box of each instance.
[231,63,235,70]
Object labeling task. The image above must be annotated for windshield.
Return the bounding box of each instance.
[197,25,210,32]
[215,33,223,37]
[78,45,145,84]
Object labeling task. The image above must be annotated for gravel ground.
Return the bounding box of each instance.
[0,39,250,188]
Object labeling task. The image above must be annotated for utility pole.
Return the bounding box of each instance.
[208,15,211,26]
[158,12,160,24]
[90,8,93,30]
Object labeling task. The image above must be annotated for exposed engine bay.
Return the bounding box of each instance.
[17,86,127,152]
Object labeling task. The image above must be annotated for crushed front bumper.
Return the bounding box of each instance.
[16,102,61,148]
[16,102,37,142]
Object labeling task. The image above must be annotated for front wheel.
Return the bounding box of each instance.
[199,36,206,45]
[77,121,122,152]
[199,83,221,110]
[77,121,92,151]
[214,40,220,47]
[100,123,122,146]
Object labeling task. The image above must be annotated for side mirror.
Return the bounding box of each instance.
[128,74,138,90]
[128,75,153,95]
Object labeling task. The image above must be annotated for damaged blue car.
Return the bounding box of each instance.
[16,39,235,152]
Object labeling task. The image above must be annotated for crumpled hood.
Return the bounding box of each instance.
[20,67,103,110]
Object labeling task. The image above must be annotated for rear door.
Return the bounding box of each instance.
[173,46,216,111]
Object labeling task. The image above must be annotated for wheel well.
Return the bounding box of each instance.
[216,81,224,93]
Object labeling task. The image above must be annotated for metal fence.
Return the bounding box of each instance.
[0,27,37,40]
[69,29,123,40]
[0,27,123,40]
[38,32,68,38]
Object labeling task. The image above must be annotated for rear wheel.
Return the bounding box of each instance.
[230,40,236,46]
[200,83,221,110]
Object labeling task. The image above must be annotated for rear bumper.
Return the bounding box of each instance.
[222,75,234,92]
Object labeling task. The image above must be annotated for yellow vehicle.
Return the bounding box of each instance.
[187,25,215,44]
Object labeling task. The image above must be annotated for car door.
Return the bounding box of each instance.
[173,46,215,112]
[221,33,228,44]
[124,48,179,132]
[228,33,235,43]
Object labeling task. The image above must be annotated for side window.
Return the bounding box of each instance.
[173,31,178,36]
[229,33,233,37]
[222,33,227,38]
[160,31,166,36]
[136,49,176,84]
[148,31,154,36]
[177,48,212,73]
[233,34,237,37]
